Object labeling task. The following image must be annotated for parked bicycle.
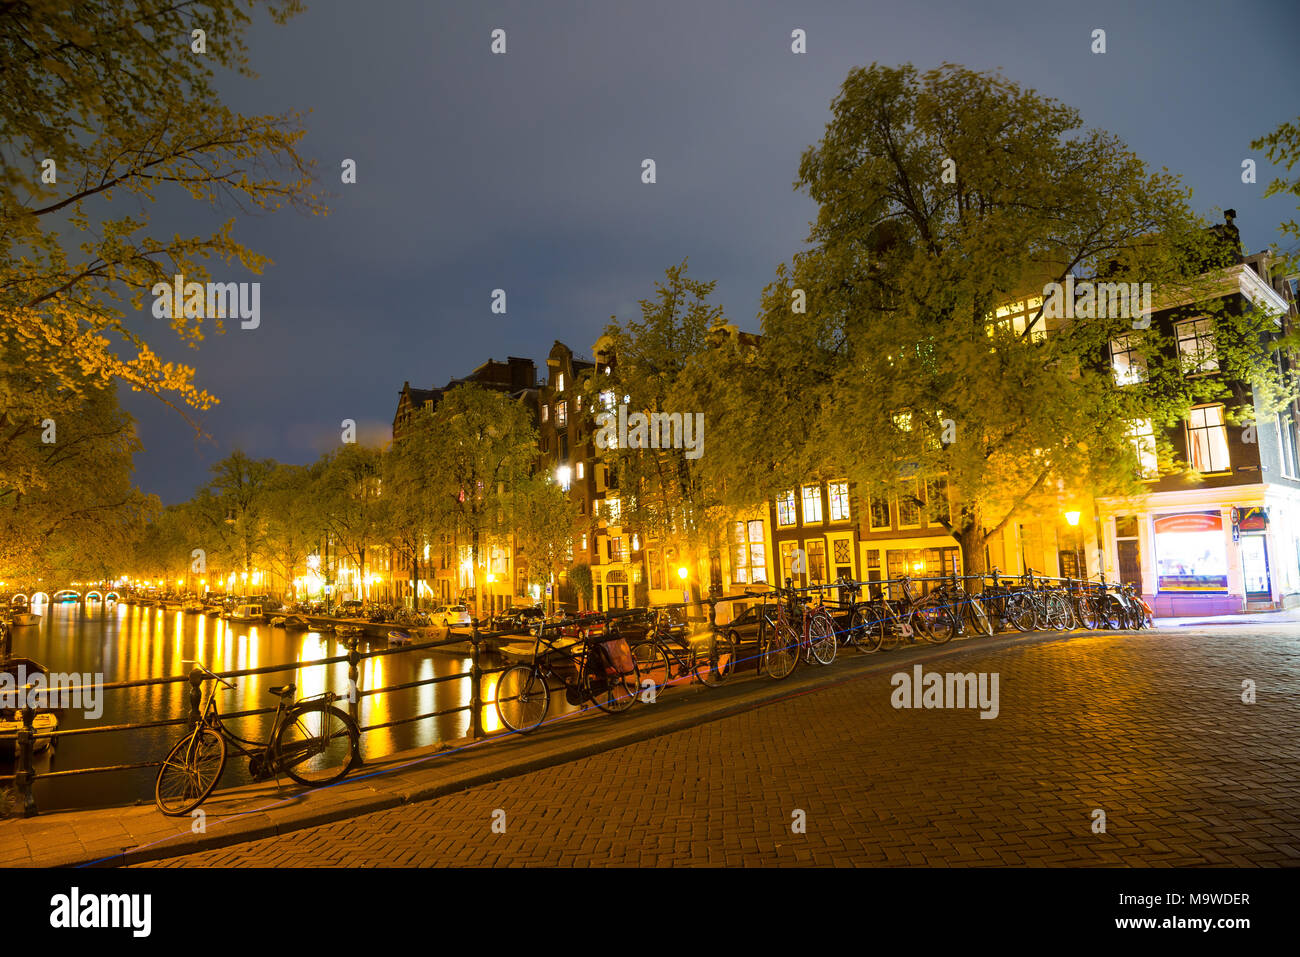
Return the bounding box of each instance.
[855,574,957,651]
[154,661,361,815]
[494,616,641,733]
[625,604,735,696]
[758,579,838,679]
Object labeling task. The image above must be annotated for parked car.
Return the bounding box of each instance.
[432,604,472,629]
[490,606,545,634]
[724,602,777,652]
[337,599,365,618]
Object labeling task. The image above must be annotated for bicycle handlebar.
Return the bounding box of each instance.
[183,659,236,690]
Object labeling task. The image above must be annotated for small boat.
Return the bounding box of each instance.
[387,628,413,646]
[335,624,365,639]
[10,612,40,627]
[224,603,265,623]
[1,657,61,753]
[182,599,205,614]
[0,711,58,753]
[282,615,310,630]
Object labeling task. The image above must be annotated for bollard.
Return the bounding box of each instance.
[346,637,361,725]
[469,622,484,740]
[188,667,203,730]
[15,704,37,817]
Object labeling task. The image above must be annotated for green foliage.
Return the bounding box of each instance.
[569,562,593,603]
[740,62,1295,571]
[595,260,731,590]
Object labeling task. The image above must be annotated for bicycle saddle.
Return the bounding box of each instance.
[268,684,296,698]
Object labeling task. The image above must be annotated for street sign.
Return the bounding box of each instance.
[1229,507,1239,525]
[1232,525,1240,543]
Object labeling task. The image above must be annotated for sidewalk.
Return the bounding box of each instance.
[1157,605,1300,627]
[1,629,1073,868]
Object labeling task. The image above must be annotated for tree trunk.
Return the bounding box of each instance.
[956,523,988,579]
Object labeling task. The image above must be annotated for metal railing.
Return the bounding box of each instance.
[0,622,513,817]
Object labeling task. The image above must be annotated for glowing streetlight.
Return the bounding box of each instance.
[677,566,689,581]
[1064,510,1081,527]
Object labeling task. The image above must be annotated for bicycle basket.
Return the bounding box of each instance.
[589,636,636,678]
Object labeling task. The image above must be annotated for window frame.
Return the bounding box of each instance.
[827,480,851,522]
[1185,404,1230,474]
[1175,317,1219,375]
[800,485,823,525]
[776,490,797,528]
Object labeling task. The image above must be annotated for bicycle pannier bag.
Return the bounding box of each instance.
[593,637,635,678]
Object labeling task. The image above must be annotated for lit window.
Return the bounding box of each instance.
[1278,411,1299,479]
[541,405,548,423]
[581,534,587,550]
[1110,335,1147,385]
[600,390,615,411]
[828,481,850,521]
[576,394,582,410]
[556,465,571,491]
[1186,406,1229,472]
[606,497,621,525]
[555,400,567,428]
[609,536,623,561]
[1176,318,1218,374]
[1127,420,1158,478]
[776,490,797,527]
[556,373,565,391]
[731,519,767,584]
[576,461,585,479]
[801,485,823,524]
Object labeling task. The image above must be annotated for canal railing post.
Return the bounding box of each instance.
[15,702,37,817]
[346,637,361,725]
[469,621,484,741]
[188,667,203,730]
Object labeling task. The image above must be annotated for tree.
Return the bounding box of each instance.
[316,444,383,603]
[595,261,731,602]
[262,461,325,600]
[1252,116,1300,272]
[744,62,1294,575]
[425,384,538,620]
[0,379,151,583]
[511,473,579,614]
[0,0,323,493]
[200,450,277,592]
[382,405,444,609]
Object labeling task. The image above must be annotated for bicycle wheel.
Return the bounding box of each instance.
[275,703,360,787]
[696,630,736,687]
[585,659,641,714]
[850,604,884,653]
[965,595,994,637]
[155,725,226,815]
[1007,593,1036,632]
[632,639,672,696]
[1076,596,1103,630]
[1045,591,1071,631]
[808,611,838,665]
[915,598,956,644]
[762,624,800,679]
[495,664,550,733]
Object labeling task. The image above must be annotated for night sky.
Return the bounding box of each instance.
[120,0,1300,503]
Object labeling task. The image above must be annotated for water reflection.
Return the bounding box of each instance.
[2,602,563,812]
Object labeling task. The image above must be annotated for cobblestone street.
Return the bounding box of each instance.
[141,626,1300,867]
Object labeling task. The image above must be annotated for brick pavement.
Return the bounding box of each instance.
[140,627,1300,867]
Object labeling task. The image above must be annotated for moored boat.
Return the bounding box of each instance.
[387,628,413,646]
[224,603,265,623]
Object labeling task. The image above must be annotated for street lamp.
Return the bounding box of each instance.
[1063,510,1083,578]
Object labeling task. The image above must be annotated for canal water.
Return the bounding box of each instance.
[3,601,565,812]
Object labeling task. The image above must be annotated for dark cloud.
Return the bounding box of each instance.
[121,0,1300,502]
